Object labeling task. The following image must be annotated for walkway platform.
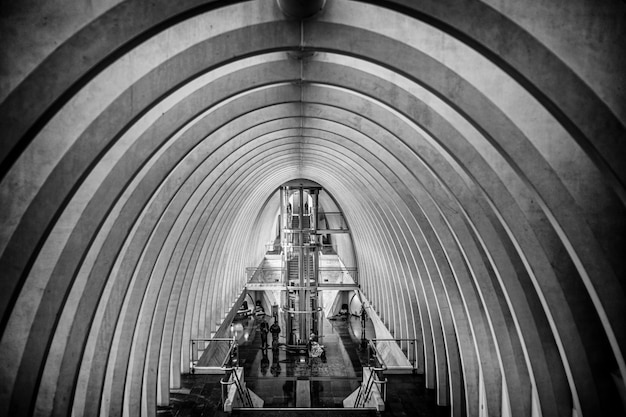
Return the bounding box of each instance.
[159,316,448,416]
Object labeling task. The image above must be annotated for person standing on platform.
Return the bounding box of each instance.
[254,300,265,321]
[270,318,281,350]
[259,316,269,350]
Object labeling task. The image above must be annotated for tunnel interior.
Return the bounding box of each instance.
[0,1,625,416]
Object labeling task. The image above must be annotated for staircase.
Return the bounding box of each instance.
[287,255,300,340]
[287,254,315,285]
[291,215,311,230]
[288,257,299,282]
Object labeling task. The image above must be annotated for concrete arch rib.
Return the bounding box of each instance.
[39,79,288,408]
[307,17,623,384]
[301,19,626,397]
[83,68,580,416]
[127,148,301,417]
[2,0,622,196]
[297,149,453,400]
[155,138,299,389]
[94,144,302,417]
[0,71,608,417]
[0,1,294,173]
[108,137,302,415]
[68,126,306,415]
[81,96,472,414]
[2,85,304,415]
[297,145,471,416]
[296,94,554,412]
[359,0,626,199]
[66,103,314,412]
[2,79,300,414]
[0,7,301,337]
[227,117,480,412]
[1,79,608,416]
[296,128,501,409]
[297,64,618,415]
[298,84,564,414]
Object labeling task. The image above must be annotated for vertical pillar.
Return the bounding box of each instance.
[312,189,318,232]
[311,189,320,338]
[279,187,284,244]
[298,187,306,342]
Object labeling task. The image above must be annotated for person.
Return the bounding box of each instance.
[329,303,349,321]
[308,332,324,358]
[270,319,281,350]
[259,316,269,350]
[254,300,265,321]
[359,304,368,348]
[235,300,250,320]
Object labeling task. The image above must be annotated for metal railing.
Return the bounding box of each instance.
[189,337,237,372]
[264,242,282,253]
[317,267,358,286]
[372,338,420,371]
[246,266,283,283]
[221,338,240,368]
[318,212,349,230]
[220,367,252,409]
[217,340,252,408]
[355,341,387,407]
[245,266,359,286]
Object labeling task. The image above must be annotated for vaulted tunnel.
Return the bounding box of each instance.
[0,1,625,416]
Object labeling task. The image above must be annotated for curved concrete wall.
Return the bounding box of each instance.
[0,1,624,416]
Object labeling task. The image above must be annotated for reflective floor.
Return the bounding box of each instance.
[241,317,364,407]
[159,317,447,416]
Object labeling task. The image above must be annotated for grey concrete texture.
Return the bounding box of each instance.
[0,1,625,417]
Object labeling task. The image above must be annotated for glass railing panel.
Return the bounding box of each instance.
[190,337,237,371]
[372,338,420,371]
[318,212,348,230]
[245,266,358,286]
[245,266,284,283]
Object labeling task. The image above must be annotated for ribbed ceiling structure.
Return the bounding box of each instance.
[1,1,625,416]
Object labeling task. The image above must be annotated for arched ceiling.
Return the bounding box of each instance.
[0,1,624,416]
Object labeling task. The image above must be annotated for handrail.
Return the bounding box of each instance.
[355,368,375,407]
[246,265,358,284]
[189,337,234,372]
[354,371,369,406]
[246,266,358,273]
[231,367,253,407]
[219,376,234,408]
[220,338,239,368]
[354,341,387,407]
[218,340,252,409]
[354,365,387,407]
[220,367,252,408]
[366,340,388,371]
[373,375,388,403]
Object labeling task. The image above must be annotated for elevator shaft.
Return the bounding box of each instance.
[281,183,320,346]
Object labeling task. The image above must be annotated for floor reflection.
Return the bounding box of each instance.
[161,315,446,416]
[240,317,366,407]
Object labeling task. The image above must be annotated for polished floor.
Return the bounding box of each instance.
[158,317,448,416]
